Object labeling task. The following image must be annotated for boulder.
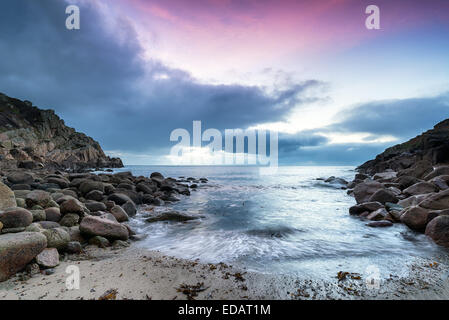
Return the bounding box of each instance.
[79,181,104,195]
[79,215,129,241]
[30,209,46,222]
[14,190,30,199]
[89,236,110,248]
[136,182,154,194]
[426,209,449,224]
[349,202,384,215]
[324,176,348,185]
[113,189,142,205]
[103,183,115,195]
[373,171,397,181]
[59,213,80,227]
[0,182,16,210]
[45,177,69,189]
[117,183,135,191]
[68,226,85,243]
[61,189,78,199]
[399,160,433,179]
[99,212,118,222]
[7,172,34,185]
[37,221,61,229]
[150,172,164,181]
[400,206,430,230]
[11,184,31,191]
[403,182,438,196]
[26,190,52,208]
[42,227,71,250]
[355,173,370,180]
[353,181,384,204]
[16,198,26,208]
[396,175,421,190]
[107,193,132,206]
[368,189,398,204]
[385,202,404,212]
[110,205,129,222]
[142,194,155,204]
[366,220,393,228]
[0,232,47,282]
[429,175,449,191]
[366,208,388,221]
[35,248,60,268]
[35,183,60,191]
[121,201,137,217]
[85,201,107,212]
[424,166,449,181]
[425,215,449,247]
[55,195,77,205]
[60,198,86,215]
[419,189,449,210]
[152,198,165,206]
[145,210,203,223]
[388,209,403,221]
[85,190,104,202]
[398,193,436,208]
[25,223,44,233]
[0,207,33,228]
[45,207,61,222]
[66,241,82,253]
[173,184,190,196]
[112,240,130,249]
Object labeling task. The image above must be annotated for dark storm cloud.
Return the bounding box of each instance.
[278,132,329,153]
[278,142,392,166]
[275,93,449,165]
[330,94,449,140]
[2,0,447,165]
[0,0,324,155]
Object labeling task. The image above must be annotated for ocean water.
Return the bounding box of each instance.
[111,165,447,280]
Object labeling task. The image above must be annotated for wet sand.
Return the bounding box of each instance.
[1,244,449,300]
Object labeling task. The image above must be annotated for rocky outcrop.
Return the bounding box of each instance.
[0,92,123,170]
[80,215,129,241]
[347,118,449,248]
[357,119,449,176]
[0,166,203,281]
[0,232,47,281]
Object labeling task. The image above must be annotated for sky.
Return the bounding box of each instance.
[0,0,448,165]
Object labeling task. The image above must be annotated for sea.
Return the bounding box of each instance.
[107,165,447,281]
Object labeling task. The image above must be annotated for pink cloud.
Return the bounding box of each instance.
[115,0,449,78]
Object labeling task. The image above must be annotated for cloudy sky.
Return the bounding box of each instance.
[0,0,448,165]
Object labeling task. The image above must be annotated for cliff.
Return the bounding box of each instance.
[0,93,123,171]
[357,119,449,176]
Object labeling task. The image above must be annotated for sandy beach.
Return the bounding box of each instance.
[2,242,449,300]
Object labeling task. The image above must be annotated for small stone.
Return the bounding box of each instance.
[66,241,82,254]
[45,207,61,222]
[59,213,80,227]
[42,227,70,250]
[0,207,33,228]
[110,205,129,222]
[366,220,393,228]
[89,236,110,248]
[31,209,46,222]
[35,248,60,268]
